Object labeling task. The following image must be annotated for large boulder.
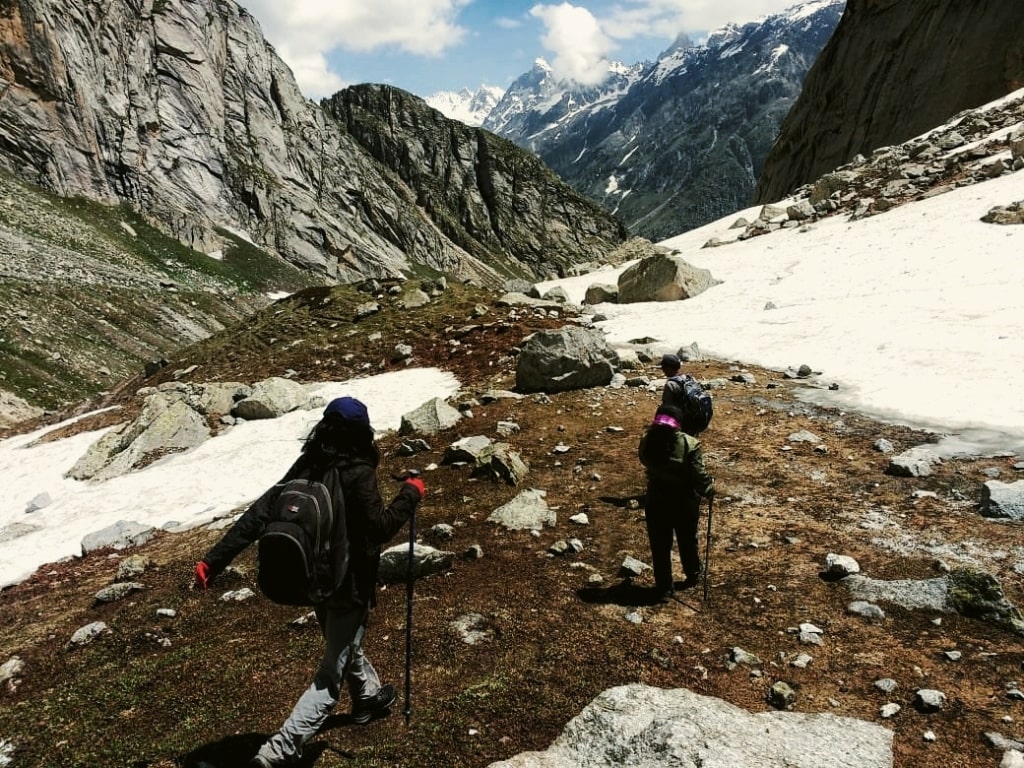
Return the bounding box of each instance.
[231,377,314,420]
[515,326,617,394]
[400,398,463,436]
[68,392,211,481]
[617,253,719,303]
[488,684,893,767]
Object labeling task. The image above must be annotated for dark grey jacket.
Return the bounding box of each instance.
[202,453,419,607]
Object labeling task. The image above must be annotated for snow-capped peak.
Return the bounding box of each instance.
[425,84,506,127]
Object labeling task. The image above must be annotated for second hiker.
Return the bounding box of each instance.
[638,404,715,602]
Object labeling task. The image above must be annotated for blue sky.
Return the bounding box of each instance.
[236,0,823,99]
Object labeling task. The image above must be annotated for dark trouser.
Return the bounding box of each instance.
[644,487,701,591]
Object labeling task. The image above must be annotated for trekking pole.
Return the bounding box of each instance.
[403,500,417,725]
[702,495,714,603]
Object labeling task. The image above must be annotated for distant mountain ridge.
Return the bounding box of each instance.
[483,0,845,240]
[425,85,505,127]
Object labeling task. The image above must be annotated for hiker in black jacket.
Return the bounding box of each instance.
[193,396,424,768]
[638,404,714,602]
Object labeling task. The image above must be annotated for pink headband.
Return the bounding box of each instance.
[652,413,680,430]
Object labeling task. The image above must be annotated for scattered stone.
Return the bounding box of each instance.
[569,512,589,525]
[116,554,152,581]
[68,621,110,648]
[825,553,860,578]
[880,703,901,719]
[874,678,898,694]
[981,480,1024,520]
[464,544,484,560]
[378,543,455,583]
[94,581,145,603]
[221,588,255,602]
[450,613,494,645]
[914,689,947,713]
[620,556,650,578]
[81,520,156,555]
[790,654,813,669]
[848,601,885,620]
[25,491,52,513]
[768,681,796,709]
[487,489,554,531]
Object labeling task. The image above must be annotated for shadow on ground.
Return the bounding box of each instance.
[181,733,334,768]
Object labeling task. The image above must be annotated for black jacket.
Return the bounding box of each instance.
[202,453,419,607]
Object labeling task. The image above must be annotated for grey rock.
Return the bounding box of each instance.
[487,489,554,531]
[116,557,151,581]
[874,438,894,454]
[81,520,156,555]
[914,689,946,712]
[450,613,494,645]
[768,681,797,709]
[25,491,53,513]
[874,678,899,694]
[231,377,313,420]
[0,656,25,687]
[618,253,720,303]
[620,556,650,578]
[94,582,145,603]
[825,553,860,577]
[487,685,893,768]
[515,326,617,394]
[886,447,941,478]
[879,703,901,719]
[378,543,455,583]
[583,283,618,305]
[68,621,109,648]
[400,398,463,436]
[69,392,211,481]
[981,480,1024,520]
[848,601,886,620]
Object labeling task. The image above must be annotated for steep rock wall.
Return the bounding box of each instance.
[756,0,1024,202]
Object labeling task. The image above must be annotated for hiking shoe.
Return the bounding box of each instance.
[654,588,675,604]
[679,575,701,590]
[352,684,397,724]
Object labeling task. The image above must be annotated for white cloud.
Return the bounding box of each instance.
[529,3,616,86]
[495,16,524,30]
[527,1,807,86]
[239,0,471,97]
[598,0,802,39]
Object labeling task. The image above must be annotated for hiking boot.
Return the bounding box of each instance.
[653,588,675,604]
[352,684,397,724]
[679,574,701,590]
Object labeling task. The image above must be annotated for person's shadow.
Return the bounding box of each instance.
[182,734,344,767]
[577,579,663,607]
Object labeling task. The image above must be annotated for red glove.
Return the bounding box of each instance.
[405,477,426,498]
[194,560,211,590]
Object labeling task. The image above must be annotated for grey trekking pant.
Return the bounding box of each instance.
[256,603,382,763]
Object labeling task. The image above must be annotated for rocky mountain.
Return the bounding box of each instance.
[0,0,627,415]
[486,0,845,241]
[483,58,646,140]
[757,0,1024,202]
[324,85,627,284]
[0,0,626,286]
[425,85,505,127]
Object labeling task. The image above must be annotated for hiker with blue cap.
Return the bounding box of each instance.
[194,396,424,767]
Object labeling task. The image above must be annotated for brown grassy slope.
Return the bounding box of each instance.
[0,283,1022,768]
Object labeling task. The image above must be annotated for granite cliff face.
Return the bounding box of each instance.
[0,0,625,285]
[326,85,627,282]
[756,0,1024,202]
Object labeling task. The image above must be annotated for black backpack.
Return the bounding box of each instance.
[667,374,714,435]
[257,475,348,606]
